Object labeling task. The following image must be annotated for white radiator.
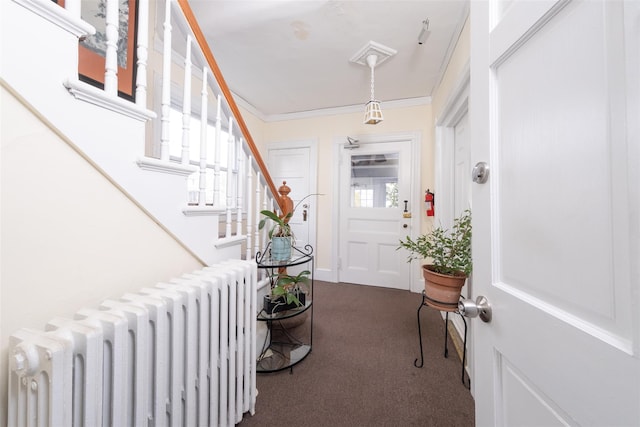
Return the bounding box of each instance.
[7,259,257,427]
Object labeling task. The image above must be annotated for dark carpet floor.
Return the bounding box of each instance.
[239,281,475,427]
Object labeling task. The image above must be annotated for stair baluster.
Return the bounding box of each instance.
[226,118,235,238]
[135,0,149,107]
[198,67,209,207]
[181,36,193,166]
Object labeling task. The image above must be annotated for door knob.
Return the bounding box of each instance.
[458,296,492,322]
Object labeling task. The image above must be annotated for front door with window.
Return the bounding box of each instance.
[338,139,413,289]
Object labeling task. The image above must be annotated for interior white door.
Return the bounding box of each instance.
[338,139,412,289]
[267,143,316,253]
[470,1,640,425]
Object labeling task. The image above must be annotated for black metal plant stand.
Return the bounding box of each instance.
[414,290,470,389]
[255,244,314,374]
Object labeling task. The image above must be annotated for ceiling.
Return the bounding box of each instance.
[188,1,469,119]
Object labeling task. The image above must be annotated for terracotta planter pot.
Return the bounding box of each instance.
[422,265,467,311]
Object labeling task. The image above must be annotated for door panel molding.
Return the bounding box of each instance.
[491,0,632,345]
[495,351,576,427]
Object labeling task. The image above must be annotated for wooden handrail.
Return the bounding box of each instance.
[176,0,284,213]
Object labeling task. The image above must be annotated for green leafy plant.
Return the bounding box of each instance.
[258,193,324,239]
[270,270,311,307]
[397,209,472,276]
[258,209,293,238]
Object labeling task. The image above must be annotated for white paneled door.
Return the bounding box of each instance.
[338,138,413,290]
[470,1,639,425]
[267,142,317,256]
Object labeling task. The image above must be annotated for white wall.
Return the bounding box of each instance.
[0,88,204,423]
[432,16,470,122]
[241,105,434,280]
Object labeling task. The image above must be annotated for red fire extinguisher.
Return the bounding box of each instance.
[425,189,435,217]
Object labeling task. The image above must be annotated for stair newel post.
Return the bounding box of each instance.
[278,182,294,273]
[213,94,222,207]
[246,155,253,261]
[103,0,119,96]
[135,0,149,106]
[198,67,209,206]
[159,0,172,161]
[225,117,235,238]
[278,181,294,223]
[277,181,294,275]
[181,35,192,166]
[236,145,244,237]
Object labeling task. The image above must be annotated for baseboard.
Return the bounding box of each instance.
[447,320,465,363]
[445,318,470,388]
[314,268,334,282]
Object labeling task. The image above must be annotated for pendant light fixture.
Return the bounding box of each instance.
[350,41,397,125]
[363,54,383,124]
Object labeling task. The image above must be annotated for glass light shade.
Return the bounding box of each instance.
[363,100,383,124]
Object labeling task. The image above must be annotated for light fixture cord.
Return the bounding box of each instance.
[370,64,375,101]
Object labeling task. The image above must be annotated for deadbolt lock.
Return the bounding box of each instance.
[472,162,489,184]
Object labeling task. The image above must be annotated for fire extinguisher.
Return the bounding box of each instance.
[425,189,435,217]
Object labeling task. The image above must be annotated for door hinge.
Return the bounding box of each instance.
[338,258,342,270]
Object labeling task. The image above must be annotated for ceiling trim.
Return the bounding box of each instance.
[430,3,470,96]
[234,94,432,123]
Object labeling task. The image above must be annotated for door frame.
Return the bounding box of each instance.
[266,138,319,257]
[331,132,421,290]
[435,63,472,391]
[435,63,470,231]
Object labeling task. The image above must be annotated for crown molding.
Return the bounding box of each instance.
[233,94,268,121]
[235,96,432,123]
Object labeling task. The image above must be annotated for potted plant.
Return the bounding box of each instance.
[397,209,472,310]
[263,269,311,314]
[258,209,294,261]
[258,190,323,261]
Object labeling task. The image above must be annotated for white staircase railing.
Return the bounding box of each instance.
[38,0,285,262]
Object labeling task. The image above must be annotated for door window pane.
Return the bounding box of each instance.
[350,152,399,208]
